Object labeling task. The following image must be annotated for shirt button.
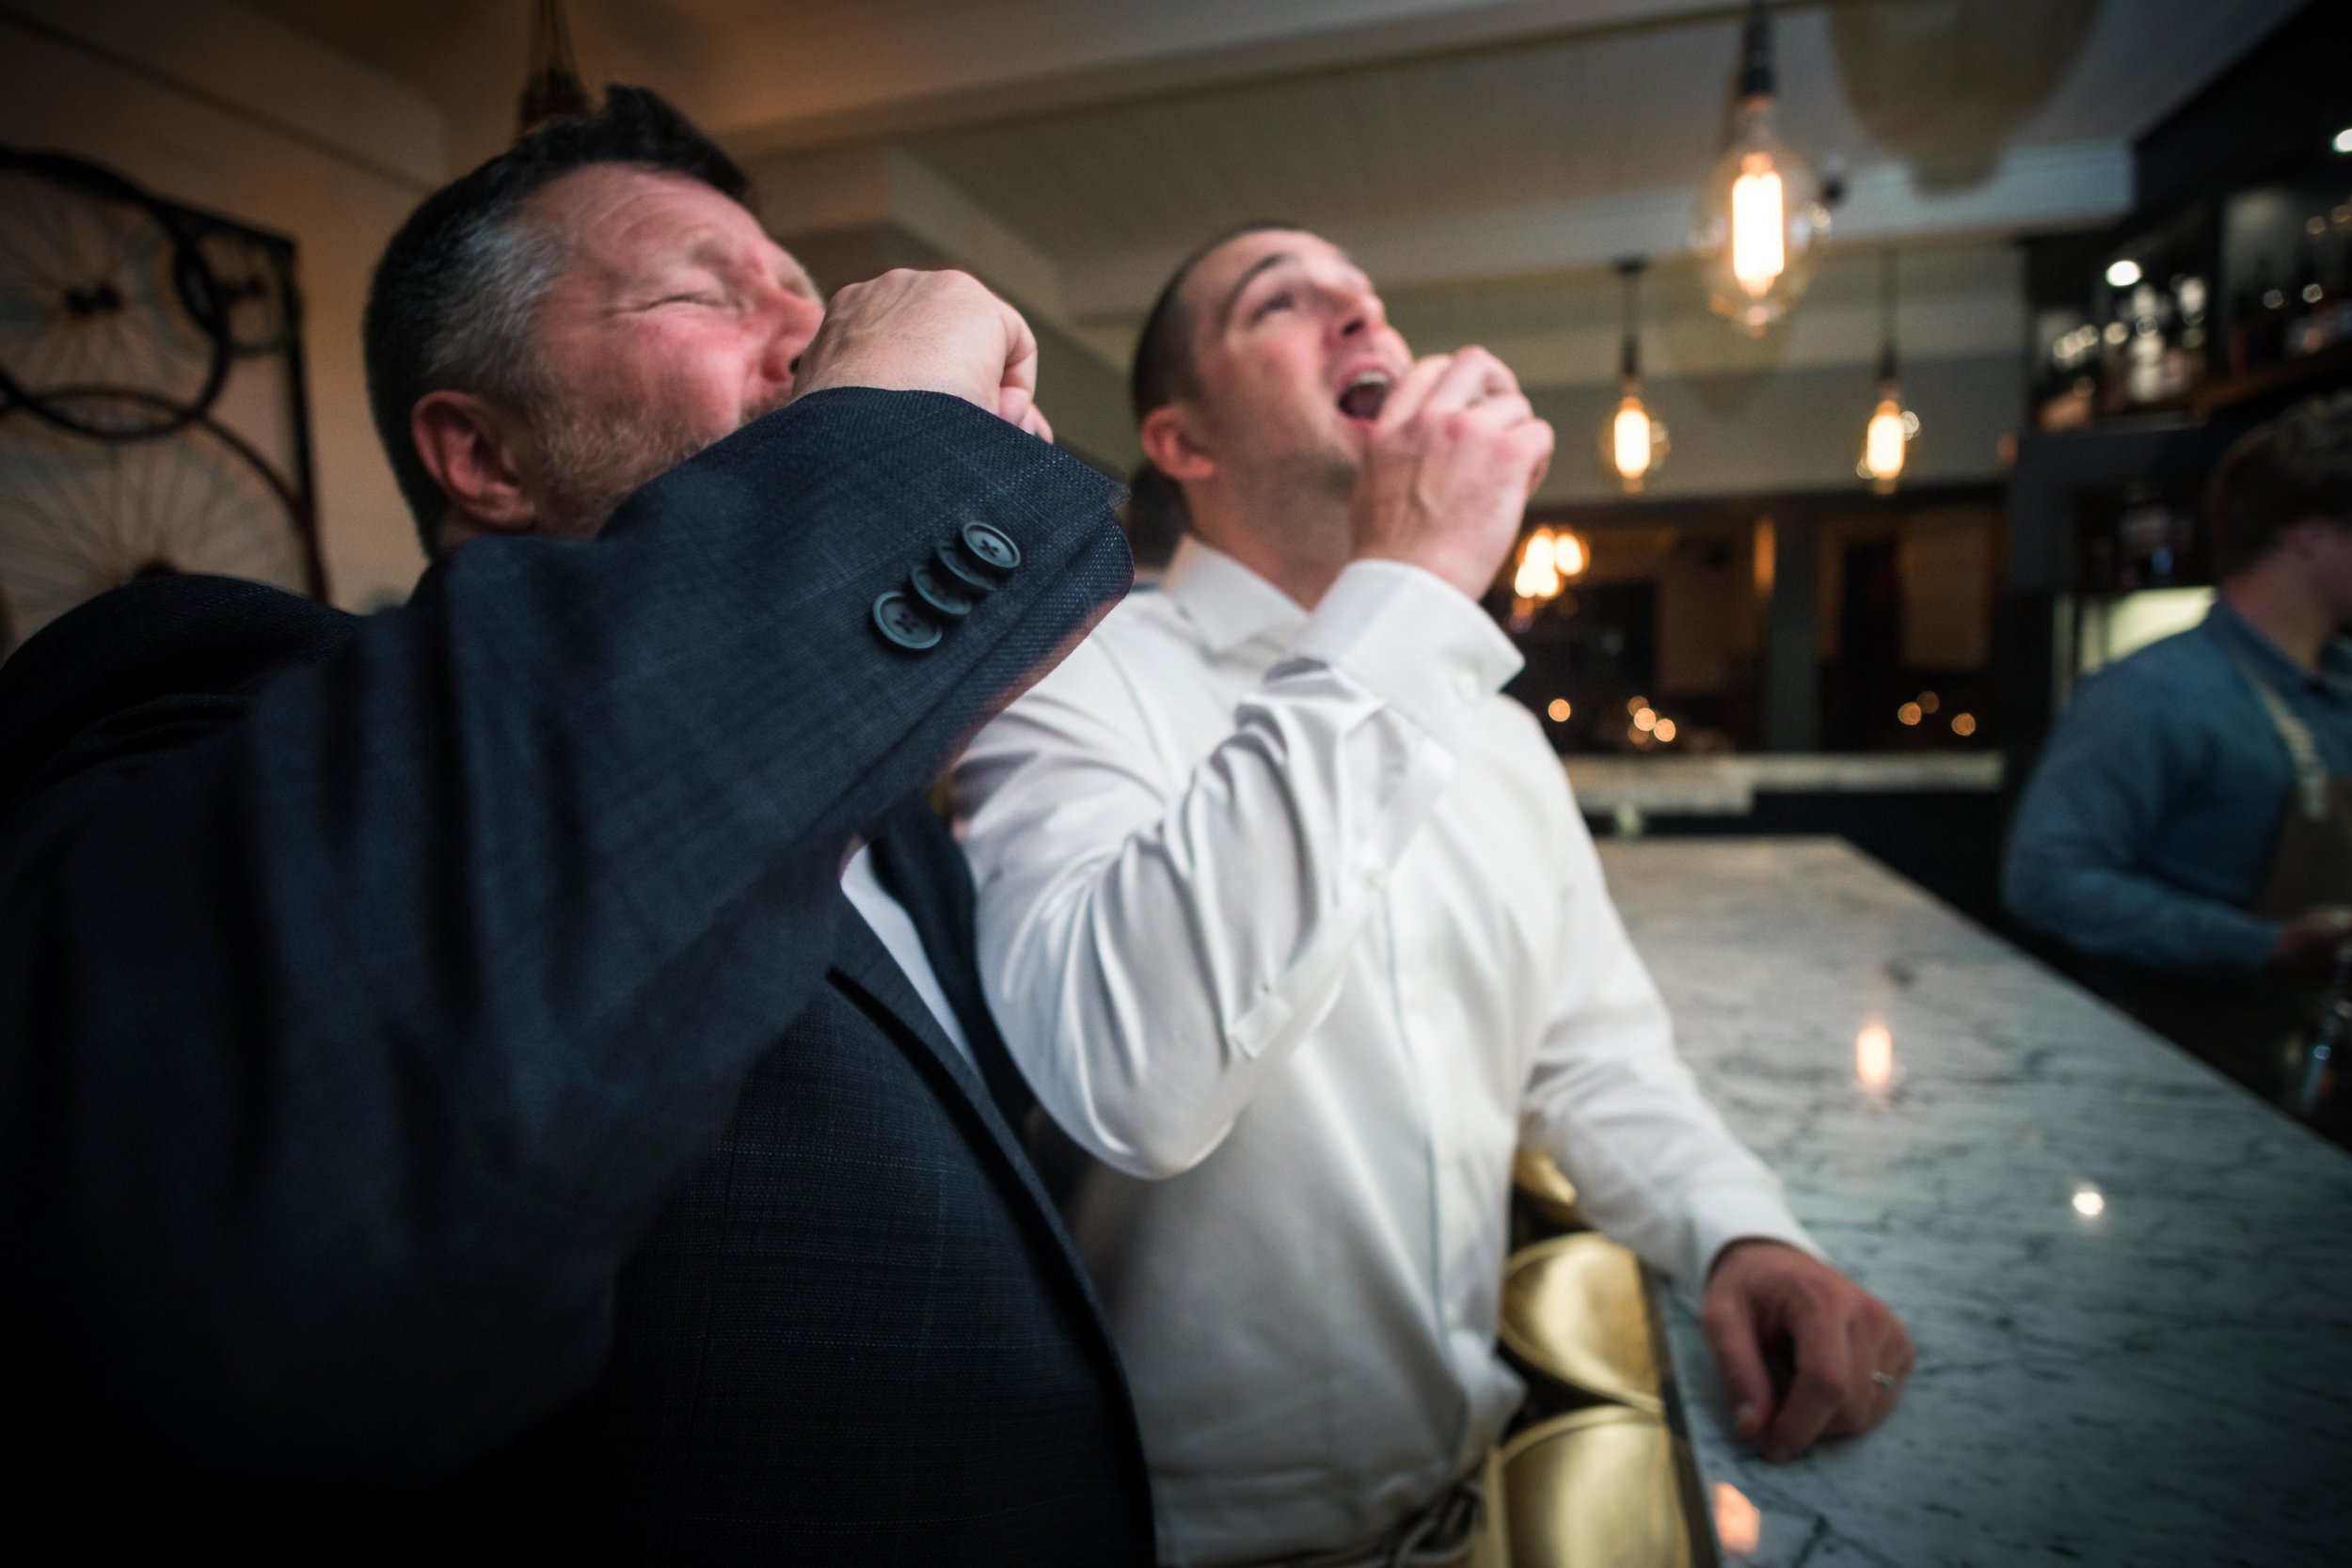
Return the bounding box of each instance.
[1454,671,1481,705]
[1362,865,1388,892]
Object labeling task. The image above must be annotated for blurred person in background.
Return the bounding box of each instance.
[2007,394,2352,1094]
[955,225,1911,1568]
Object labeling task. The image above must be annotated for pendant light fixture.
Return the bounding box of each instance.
[519,0,591,137]
[1692,0,1831,334]
[1601,259,1667,492]
[1860,249,1919,493]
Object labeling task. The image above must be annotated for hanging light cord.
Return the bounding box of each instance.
[1740,0,1776,99]
[1618,258,1646,380]
[1878,249,1900,386]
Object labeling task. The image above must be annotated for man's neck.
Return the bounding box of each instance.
[2224,568,2335,674]
[1184,483,1352,611]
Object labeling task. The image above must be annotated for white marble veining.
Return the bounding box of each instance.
[1597,838,2352,1568]
[1566,753,2003,816]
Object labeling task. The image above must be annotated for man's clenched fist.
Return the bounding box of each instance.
[792,268,1053,442]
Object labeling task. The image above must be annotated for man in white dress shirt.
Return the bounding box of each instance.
[955,226,1912,1566]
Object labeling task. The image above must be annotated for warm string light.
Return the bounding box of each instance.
[1510,528,1585,628]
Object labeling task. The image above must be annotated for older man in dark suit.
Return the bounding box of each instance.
[0,87,1149,1560]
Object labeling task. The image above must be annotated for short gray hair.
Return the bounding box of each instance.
[362,87,753,558]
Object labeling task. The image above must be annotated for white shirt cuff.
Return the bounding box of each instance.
[1686,1184,1824,1287]
[1283,561,1524,750]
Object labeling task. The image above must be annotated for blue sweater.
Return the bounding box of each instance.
[2004,601,2352,983]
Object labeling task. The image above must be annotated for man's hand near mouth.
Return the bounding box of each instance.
[1346,345,1554,601]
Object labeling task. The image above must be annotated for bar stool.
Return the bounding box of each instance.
[1511,1147,1586,1237]
[1499,1406,1694,1568]
[1498,1233,1662,1416]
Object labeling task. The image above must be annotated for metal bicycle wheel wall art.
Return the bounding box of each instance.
[0,144,324,657]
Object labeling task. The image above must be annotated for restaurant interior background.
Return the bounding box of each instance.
[2,0,2347,933]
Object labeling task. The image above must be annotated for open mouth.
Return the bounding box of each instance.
[1336,368,1391,422]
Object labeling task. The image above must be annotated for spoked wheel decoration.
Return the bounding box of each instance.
[190,218,296,356]
[0,148,230,438]
[0,389,316,642]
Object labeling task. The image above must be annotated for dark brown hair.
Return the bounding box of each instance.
[2204,391,2352,578]
[1128,222,1301,423]
[364,86,750,556]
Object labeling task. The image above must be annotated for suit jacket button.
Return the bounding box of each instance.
[959,521,1023,575]
[935,542,996,594]
[910,558,978,619]
[873,591,944,651]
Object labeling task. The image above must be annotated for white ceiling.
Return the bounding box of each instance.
[246,0,2310,382]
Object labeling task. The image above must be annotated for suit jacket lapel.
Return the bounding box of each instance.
[865,800,1037,1129]
[828,901,1002,1132]
[825,907,1136,1389]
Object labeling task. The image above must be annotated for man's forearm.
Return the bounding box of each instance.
[964,560,1518,1179]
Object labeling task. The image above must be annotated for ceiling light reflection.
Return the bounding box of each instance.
[1714,1482,1762,1556]
[1855,1022,1893,1092]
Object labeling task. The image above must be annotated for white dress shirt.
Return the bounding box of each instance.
[840,844,973,1068]
[955,537,1814,1567]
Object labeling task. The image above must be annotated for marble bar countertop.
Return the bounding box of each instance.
[1596,837,2352,1568]
[1566,753,2002,816]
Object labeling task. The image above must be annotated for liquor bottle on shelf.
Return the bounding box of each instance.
[2168,275,2208,397]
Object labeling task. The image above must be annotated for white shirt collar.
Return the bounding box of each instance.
[1162,534,1311,658]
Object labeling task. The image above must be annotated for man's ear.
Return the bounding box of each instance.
[1140,404,1216,484]
[410,390,537,538]
[2280,514,2348,560]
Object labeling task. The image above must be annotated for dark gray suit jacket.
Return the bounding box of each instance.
[0,388,1152,1560]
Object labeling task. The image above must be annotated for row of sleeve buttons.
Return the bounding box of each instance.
[873,521,1024,652]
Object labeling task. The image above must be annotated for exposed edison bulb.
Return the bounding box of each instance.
[1514,529,1563,601]
[1694,98,1828,334]
[1613,397,1653,483]
[1730,155,1786,294]
[1601,383,1667,491]
[1862,389,1910,492]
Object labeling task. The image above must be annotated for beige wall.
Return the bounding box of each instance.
[0,0,447,610]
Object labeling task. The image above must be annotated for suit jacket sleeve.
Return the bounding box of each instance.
[0,388,1130,1484]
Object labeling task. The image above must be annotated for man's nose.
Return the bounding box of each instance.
[1330,283,1385,344]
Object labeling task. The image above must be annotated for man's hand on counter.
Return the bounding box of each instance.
[2269,908,2352,975]
[1700,1240,1914,1464]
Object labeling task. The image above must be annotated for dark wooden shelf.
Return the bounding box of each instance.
[2191,339,2352,416]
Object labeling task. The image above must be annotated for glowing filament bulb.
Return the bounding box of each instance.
[1730,154,1786,295]
[1514,529,1562,600]
[1613,397,1653,482]
[1865,396,1907,485]
[1554,531,1588,578]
